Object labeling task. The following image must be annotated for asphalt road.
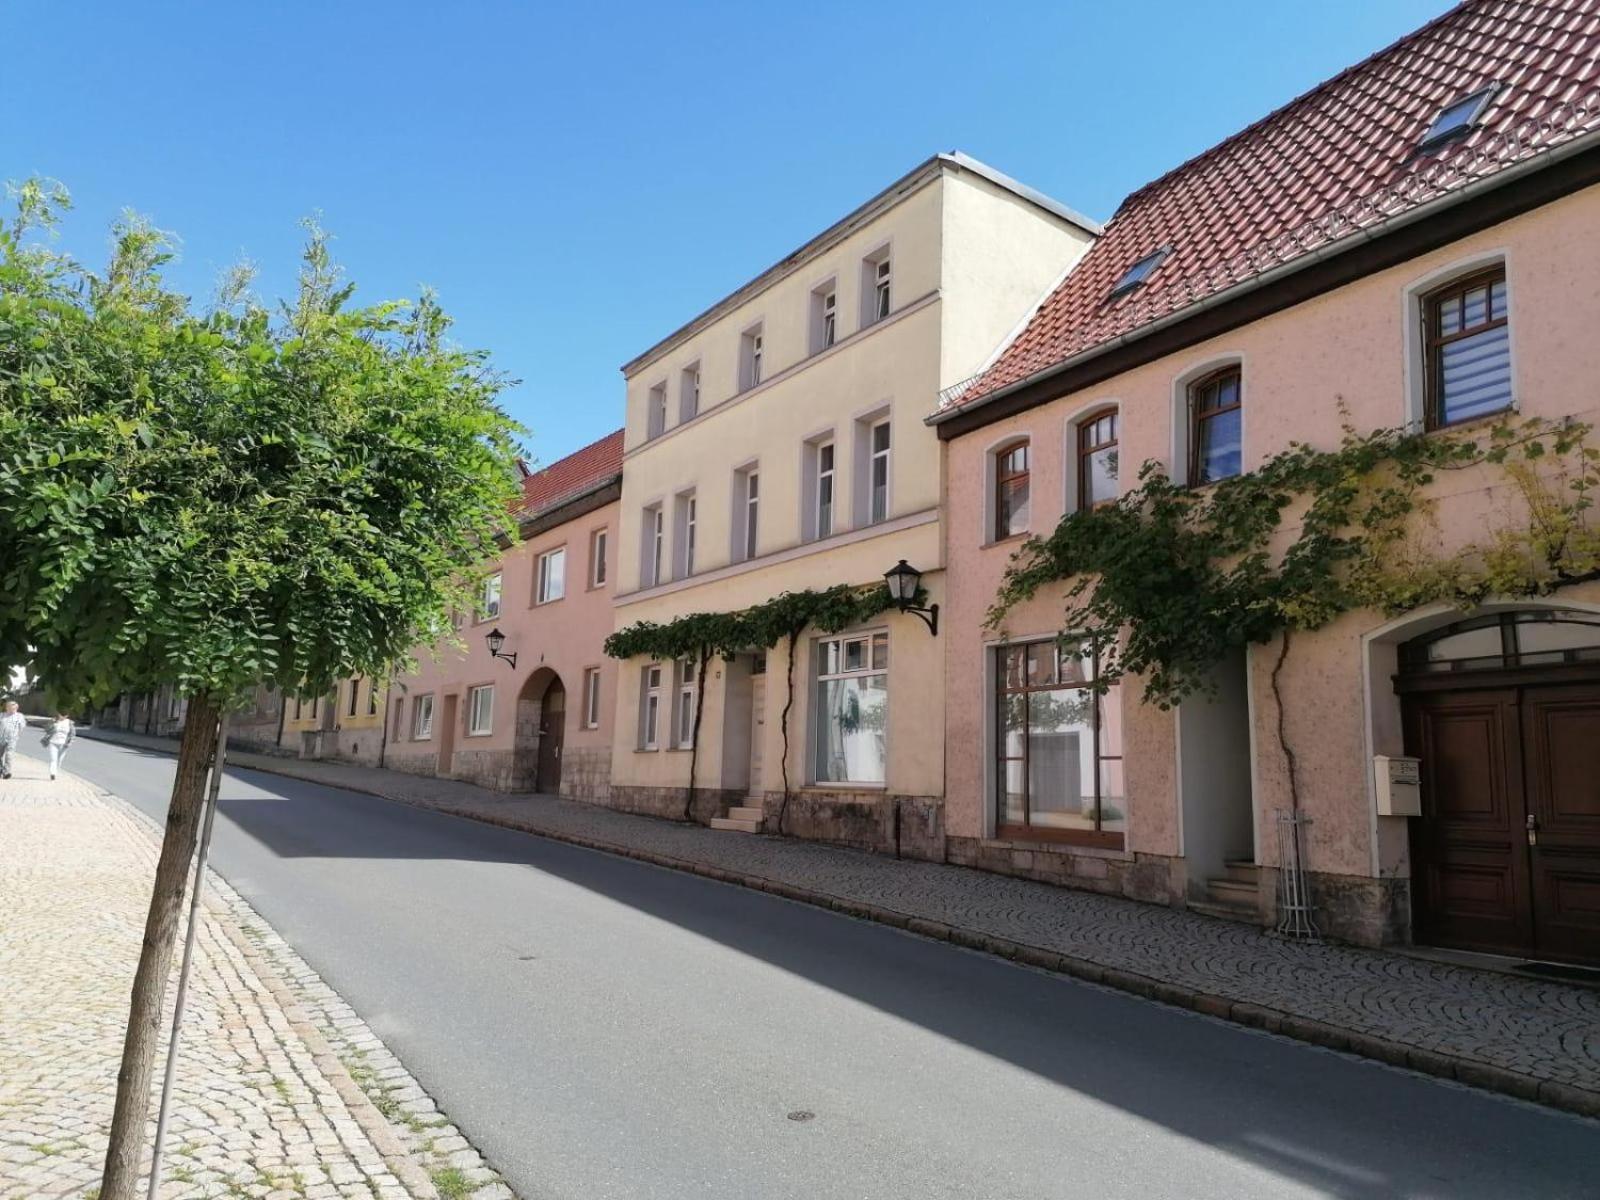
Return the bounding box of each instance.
[29,736,1600,1200]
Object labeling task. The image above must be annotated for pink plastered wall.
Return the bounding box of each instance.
[386,499,620,782]
[943,185,1600,878]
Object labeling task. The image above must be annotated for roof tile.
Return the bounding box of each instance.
[515,429,624,522]
[942,0,1600,414]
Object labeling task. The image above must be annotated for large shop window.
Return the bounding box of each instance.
[814,632,888,785]
[995,638,1125,846]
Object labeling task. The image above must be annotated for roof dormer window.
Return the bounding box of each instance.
[1419,85,1497,151]
[1109,248,1169,299]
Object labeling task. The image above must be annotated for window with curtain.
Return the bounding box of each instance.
[813,632,888,785]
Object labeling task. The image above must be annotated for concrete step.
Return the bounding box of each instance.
[709,816,762,834]
[1207,877,1260,905]
[1188,898,1260,924]
[726,806,765,822]
[1222,859,1259,883]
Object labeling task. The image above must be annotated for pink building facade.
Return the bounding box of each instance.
[383,431,624,801]
[933,1,1600,963]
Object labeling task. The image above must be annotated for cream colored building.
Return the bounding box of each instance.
[608,153,1098,854]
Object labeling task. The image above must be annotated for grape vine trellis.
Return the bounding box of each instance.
[604,583,901,825]
[987,412,1600,816]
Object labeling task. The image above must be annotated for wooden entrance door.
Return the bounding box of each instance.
[1406,684,1600,964]
[536,677,565,794]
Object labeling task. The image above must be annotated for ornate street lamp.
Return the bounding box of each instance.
[485,627,518,669]
[883,559,939,636]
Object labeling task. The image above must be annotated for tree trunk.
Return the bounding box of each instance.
[100,692,222,1200]
[775,625,803,837]
[683,646,712,822]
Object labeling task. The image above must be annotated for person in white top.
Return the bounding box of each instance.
[42,712,75,780]
[0,701,26,779]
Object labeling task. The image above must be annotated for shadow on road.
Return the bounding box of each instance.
[195,767,1599,1200]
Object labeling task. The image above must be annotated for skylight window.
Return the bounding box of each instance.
[1419,86,1497,150]
[1109,248,1169,298]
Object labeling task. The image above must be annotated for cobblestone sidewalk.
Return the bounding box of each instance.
[0,754,512,1200]
[82,726,1600,1121]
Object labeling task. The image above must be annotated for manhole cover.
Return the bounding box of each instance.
[786,1110,815,1123]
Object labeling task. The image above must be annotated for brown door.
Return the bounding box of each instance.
[536,678,565,794]
[1520,685,1600,963]
[1406,684,1600,964]
[438,693,459,779]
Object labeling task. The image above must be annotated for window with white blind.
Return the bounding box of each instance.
[1424,265,1512,428]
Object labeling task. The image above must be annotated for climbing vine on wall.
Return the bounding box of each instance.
[605,583,901,822]
[987,413,1600,813]
[991,414,1600,704]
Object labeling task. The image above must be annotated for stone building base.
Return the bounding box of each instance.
[945,836,1181,905]
[606,784,747,824]
[558,746,612,803]
[758,791,945,861]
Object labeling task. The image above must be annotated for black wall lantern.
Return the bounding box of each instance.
[884,559,938,636]
[485,627,518,669]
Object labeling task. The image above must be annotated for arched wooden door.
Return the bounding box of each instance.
[1400,610,1600,965]
[536,676,565,794]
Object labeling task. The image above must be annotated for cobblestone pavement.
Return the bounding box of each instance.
[84,728,1600,1118]
[0,754,513,1200]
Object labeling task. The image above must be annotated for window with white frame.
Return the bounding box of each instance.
[675,490,697,578]
[734,466,759,561]
[480,573,502,620]
[740,325,764,391]
[536,546,566,604]
[814,439,836,539]
[642,504,665,587]
[589,527,608,588]
[583,666,602,729]
[868,419,890,524]
[813,631,889,784]
[647,382,668,439]
[675,657,697,748]
[862,248,891,326]
[811,281,838,354]
[679,363,700,423]
[641,663,663,749]
[413,694,435,740]
[467,684,494,736]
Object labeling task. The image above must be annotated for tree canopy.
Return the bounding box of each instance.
[0,180,524,708]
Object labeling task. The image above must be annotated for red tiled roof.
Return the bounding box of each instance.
[940,0,1600,415]
[515,429,624,521]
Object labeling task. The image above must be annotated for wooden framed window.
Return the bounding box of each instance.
[1077,409,1119,510]
[1189,367,1242,485]
[1423,266,1511,429]
[994,441,1030,540]
[995,639,1124,847]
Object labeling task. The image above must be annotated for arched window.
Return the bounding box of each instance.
[1400,609,1600,676]
[1075,409,1119,510]
[994,440,1030,540]
[1188,366,1242,485]
[1422,265,1511,429]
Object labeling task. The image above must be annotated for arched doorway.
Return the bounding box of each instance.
[514,669,566,795]
[1398,608,1600,964]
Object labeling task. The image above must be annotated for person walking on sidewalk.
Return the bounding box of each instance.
[0,701,25,779]
[41,711,75,780]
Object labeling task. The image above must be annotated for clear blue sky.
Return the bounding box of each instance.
[10,1,1449,468]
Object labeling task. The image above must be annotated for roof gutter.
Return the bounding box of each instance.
[928,125,1600,428]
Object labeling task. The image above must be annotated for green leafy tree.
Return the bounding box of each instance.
[0,180,523,1200]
